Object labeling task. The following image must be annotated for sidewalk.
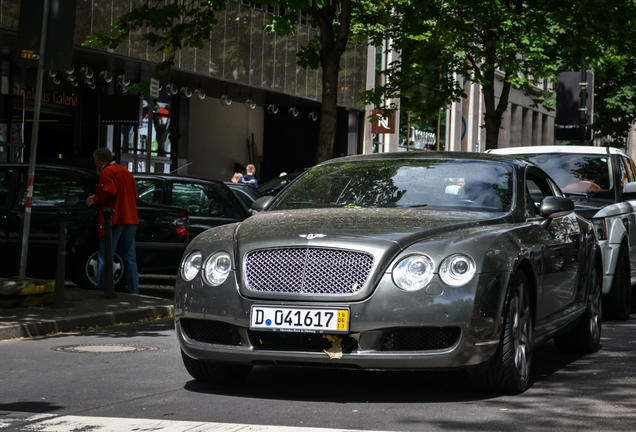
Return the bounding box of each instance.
[0,283,174,340]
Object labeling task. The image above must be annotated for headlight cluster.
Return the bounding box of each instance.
[392,253,476,291]
[181,251,232,286]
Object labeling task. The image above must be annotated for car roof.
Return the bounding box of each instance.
[1,163,96,174]
[317,150,531,169]
[133,172,226,186]
[489,145,627,157]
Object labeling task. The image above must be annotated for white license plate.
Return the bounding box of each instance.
[250,306,349,333]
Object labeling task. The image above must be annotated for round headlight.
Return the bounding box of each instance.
[203,252,232,286]
[182,251,202,281]
[392,254,434,291]
[440,254,476,287]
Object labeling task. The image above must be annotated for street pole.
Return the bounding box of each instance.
[19,0,50,279]
[580,59,587,146]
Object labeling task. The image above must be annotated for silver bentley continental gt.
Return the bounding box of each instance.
[175,152,602,394]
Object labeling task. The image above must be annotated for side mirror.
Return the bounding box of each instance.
[539,196,574,218]
[252,195,274,212]
[623,182,636,200]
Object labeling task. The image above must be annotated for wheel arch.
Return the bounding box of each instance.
[607,217,629,248]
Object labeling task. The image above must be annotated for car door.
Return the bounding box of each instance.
[169,180,245,237]
[0,167,19,276]
[526,168,581,324]
[617,155,636,281]
[7,168,96,279]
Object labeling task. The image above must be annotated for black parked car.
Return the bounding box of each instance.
[0,165,189,289]
[225,182,263,211]
[134,174,251,237]
[257,170,306,196]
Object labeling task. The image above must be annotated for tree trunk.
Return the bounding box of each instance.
[482,76,512,151]
[313,0,351,164]
[316,54,341,163]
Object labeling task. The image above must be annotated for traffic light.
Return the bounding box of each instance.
[556,72,594,126]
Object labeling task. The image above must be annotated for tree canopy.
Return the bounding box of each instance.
[358,0,636,149]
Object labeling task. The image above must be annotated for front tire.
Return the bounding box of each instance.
[554,263,602,354]
[603,245,631,320]
[181,349,252,383]
[472,271,533,394]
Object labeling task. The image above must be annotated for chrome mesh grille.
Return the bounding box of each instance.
[245,247,374,295]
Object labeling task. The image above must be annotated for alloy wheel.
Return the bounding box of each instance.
[85,251,124,286]
[512,279,532,381]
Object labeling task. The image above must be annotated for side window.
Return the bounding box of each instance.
[172,182,240,218]
[622,156,636,184]
[526,168,557,215]
[526,179,544,215]
[136,178,164,204]
[618,156,629,189]
[232,189,253,209]
[524,186,536,218]
[0,169,14,206]
[629,158,636,184]
[22,171,89,206]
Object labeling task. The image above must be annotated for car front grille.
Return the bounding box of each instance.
[180,319,242,346]
[381,328,461,351]
[249,330,359,353]
[244,247,374,295]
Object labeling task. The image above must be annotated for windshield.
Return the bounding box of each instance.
[525,154,614,200]
[272,159,514,212]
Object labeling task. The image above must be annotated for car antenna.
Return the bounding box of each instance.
[171,162,193,174]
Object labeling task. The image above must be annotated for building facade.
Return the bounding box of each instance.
[362,45,557,154]
[0,0,368,184]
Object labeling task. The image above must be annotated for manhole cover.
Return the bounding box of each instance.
[52,344,159,353]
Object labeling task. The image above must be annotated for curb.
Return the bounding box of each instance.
[0,304,174,340]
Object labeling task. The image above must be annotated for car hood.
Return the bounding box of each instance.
[235,207,507,250]
[573,200,635,220]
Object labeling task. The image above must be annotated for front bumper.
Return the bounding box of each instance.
[175,271,511,371]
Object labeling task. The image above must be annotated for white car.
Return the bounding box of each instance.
[490,145,636,320]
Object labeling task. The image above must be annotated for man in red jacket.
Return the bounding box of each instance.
[86,148,139,294]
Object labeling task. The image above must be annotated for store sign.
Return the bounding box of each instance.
[149,78,160,98]
[371,109,395,134]
[411,128,436,146]
[18,86,78,108]
[100,95,143,125]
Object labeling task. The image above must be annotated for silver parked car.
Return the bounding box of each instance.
[175,152,601,394]
[490,145,636,320]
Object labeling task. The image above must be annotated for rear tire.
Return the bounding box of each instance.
[181,349,252,383]
[603,245,631,320]
[554,262,602,354]
[472,271,533,394]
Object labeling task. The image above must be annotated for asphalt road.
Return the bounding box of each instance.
[1,310,636,431]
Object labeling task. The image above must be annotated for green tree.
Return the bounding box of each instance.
[361,0,636,150]
[358,0,559,150]
[544,2,636,148]
[84,0,364,163]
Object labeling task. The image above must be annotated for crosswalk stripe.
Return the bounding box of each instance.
[0,411,385,432]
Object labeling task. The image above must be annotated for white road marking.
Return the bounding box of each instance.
[0,411,383,432]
